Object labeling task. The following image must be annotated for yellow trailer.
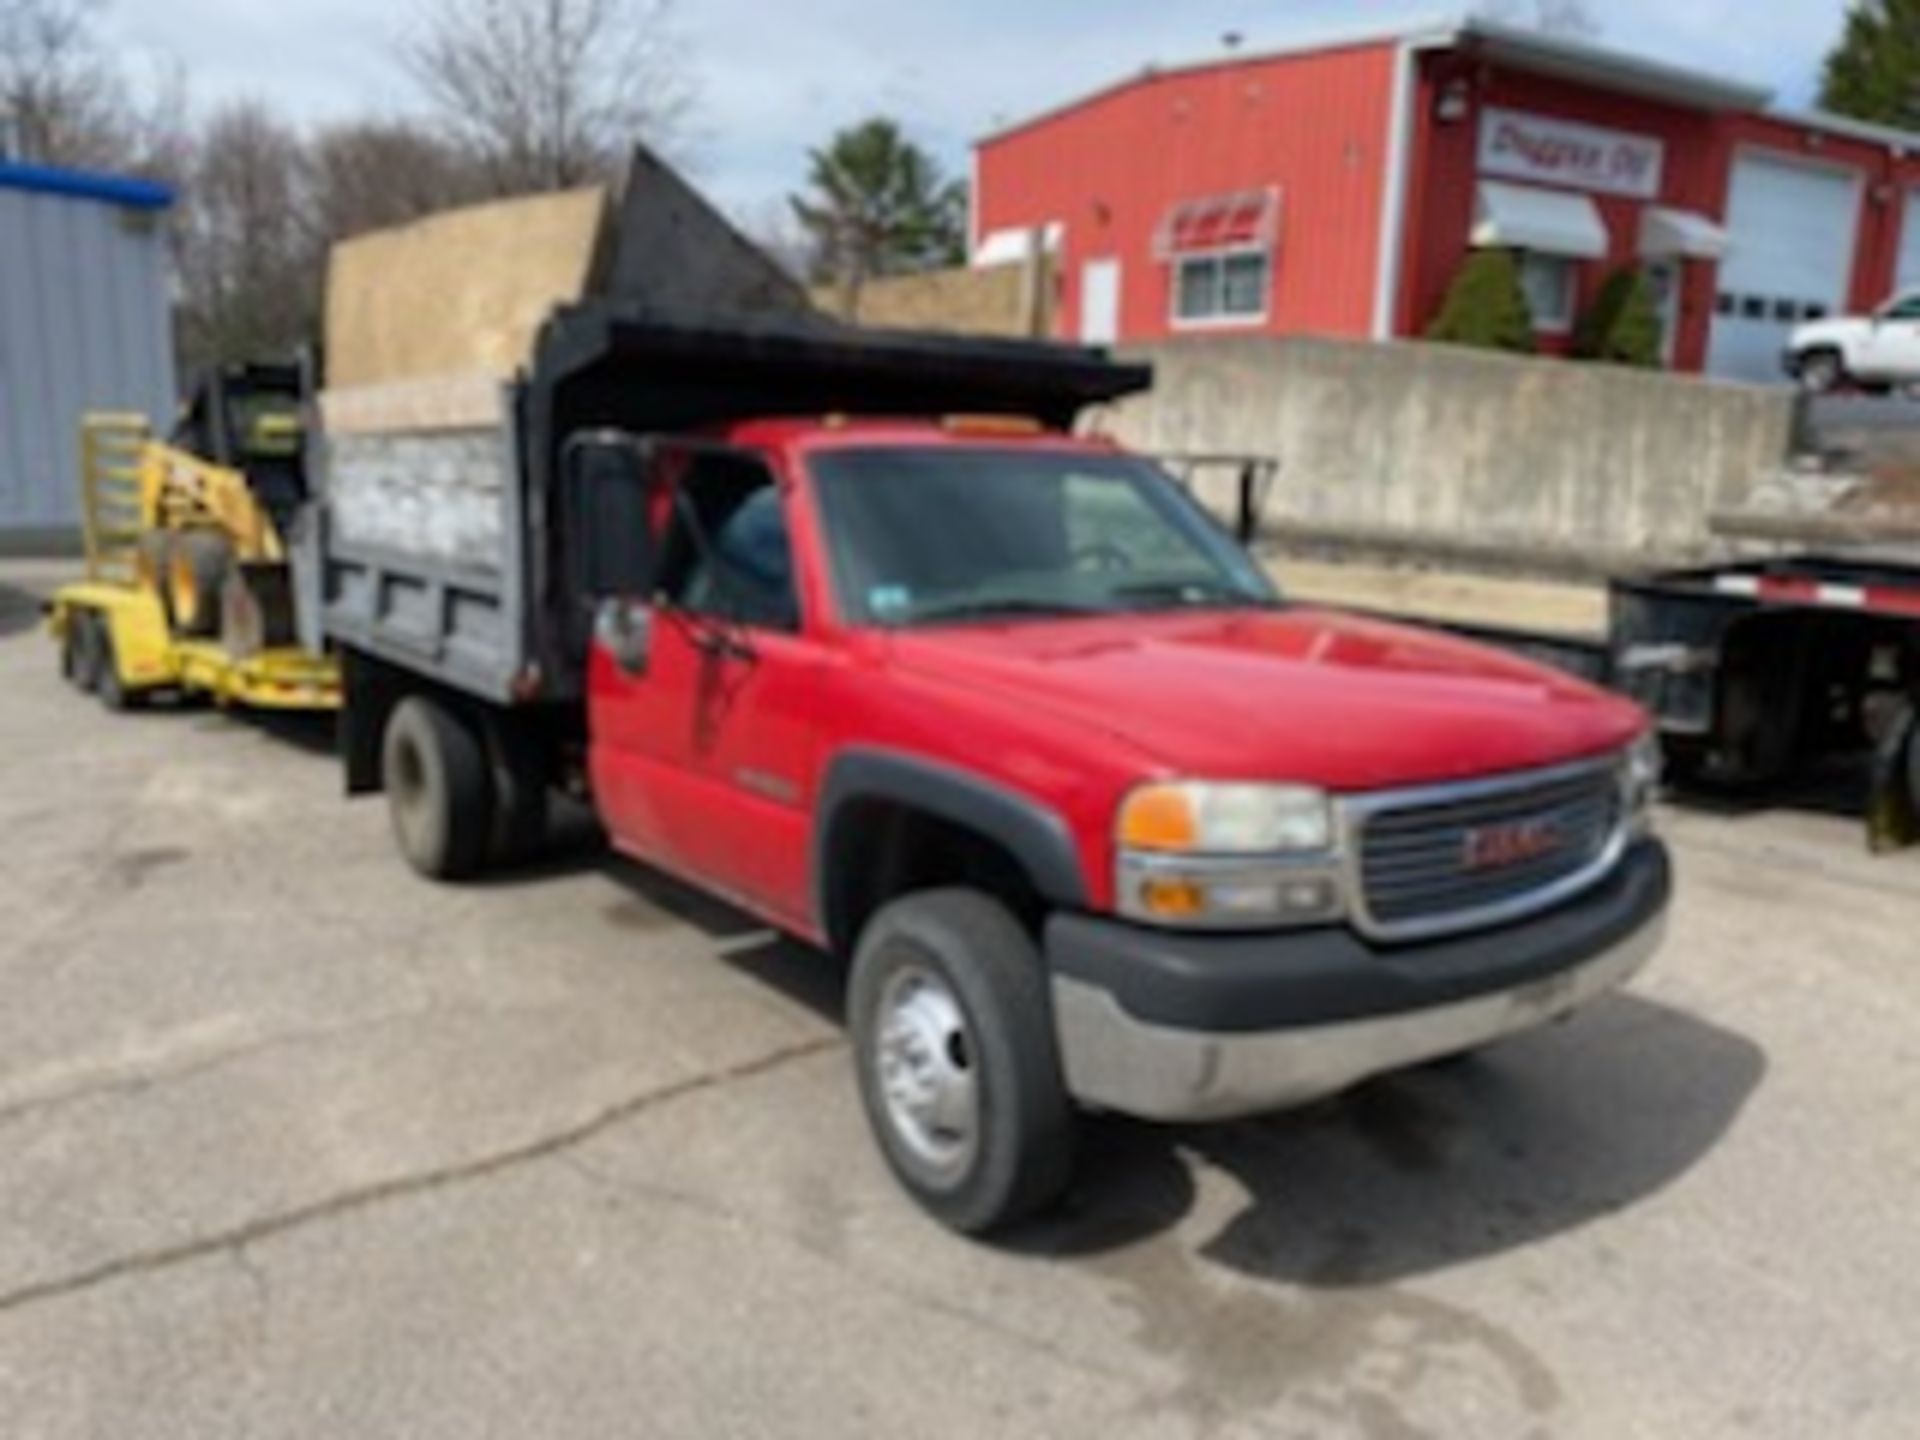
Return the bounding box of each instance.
[48,408,339,713]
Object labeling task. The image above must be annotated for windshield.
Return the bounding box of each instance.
[808,445,1279,627]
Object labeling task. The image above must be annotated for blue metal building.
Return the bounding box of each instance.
[0,160,176,551]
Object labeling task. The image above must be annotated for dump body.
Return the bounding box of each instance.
[307,380,533,703]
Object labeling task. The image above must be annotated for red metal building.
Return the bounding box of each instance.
[973,15,1920,380]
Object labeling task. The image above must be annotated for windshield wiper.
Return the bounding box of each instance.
[905,597,1108,625]
[1108,579,1281,611]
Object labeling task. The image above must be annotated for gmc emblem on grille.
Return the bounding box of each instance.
[1461,819,1564,871]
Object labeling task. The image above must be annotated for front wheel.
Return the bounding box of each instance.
[1796,348,1844,395]
[848,889,1076,1234]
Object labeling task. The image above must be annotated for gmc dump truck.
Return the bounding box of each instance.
[307,152,1671,1232]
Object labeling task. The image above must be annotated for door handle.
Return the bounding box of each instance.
[692,625,757,663]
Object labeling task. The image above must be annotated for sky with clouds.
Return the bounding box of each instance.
[100,0,1853,217]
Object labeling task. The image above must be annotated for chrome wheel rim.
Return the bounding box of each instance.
[874,965,979,1181]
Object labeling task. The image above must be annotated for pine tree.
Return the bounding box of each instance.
[1820,0,1920,129]
[1572,267,1664,367]
[1425,250,1537,353]
[790,118,969,318]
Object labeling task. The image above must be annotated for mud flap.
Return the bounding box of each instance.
[1867,699,1918,854]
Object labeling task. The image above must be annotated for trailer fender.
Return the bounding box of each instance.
[52,586,175,694]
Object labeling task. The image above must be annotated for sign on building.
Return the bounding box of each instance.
[1479,107,1665,199]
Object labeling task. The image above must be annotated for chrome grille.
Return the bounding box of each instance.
[1348,760,1624,941]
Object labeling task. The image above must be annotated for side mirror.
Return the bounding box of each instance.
[595,596,655,676]
[564,430,657,601]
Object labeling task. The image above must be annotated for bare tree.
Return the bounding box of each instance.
[402,0,694,194]
[1477,0,1602,38]
[303,119,493,247]
[0,0,127,165]
[172,102,313,372]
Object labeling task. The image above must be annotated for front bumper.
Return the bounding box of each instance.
[1046,839,1671,1122]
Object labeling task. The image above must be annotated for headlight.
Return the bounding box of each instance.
[1115,782,1342,930]
[1621,731,1662,835]
[1117,782,1333,854]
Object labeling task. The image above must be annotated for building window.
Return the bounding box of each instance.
[1517,252,1576,333]
[1172,249,1270,325]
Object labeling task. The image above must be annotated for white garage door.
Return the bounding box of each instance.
[1896,191,1920,295]
[1706,153,1861,383]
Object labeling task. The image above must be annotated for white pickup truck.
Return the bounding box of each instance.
[1786,291,1920,393]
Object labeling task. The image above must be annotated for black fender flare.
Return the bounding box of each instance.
[813,748,1089,950]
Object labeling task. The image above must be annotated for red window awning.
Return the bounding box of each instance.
[1154,188,1281,259]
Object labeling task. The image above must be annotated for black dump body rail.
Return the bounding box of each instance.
[531,303,1150,439]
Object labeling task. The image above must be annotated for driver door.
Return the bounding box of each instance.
[588,444,822,931]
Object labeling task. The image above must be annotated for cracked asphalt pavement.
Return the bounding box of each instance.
[2,559,1917,1439]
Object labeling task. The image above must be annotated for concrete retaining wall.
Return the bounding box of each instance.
[1094,337,1796,572]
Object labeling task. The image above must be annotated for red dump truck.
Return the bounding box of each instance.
[303,153,1670,1231]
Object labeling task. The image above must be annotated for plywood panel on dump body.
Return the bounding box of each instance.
[323,185,609,390]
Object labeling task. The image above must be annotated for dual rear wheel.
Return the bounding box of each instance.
[380,696,550,881]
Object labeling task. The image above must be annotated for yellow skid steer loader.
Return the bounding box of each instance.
[47,364,339,712]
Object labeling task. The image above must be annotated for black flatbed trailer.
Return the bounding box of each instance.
[1609,551,1920,850]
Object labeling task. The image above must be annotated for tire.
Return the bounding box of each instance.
[1660,735,1709,789]
[1797,348,1844,395]
[95,623,140,712]
[169,531,234,639]
[848,889,1076,1234]
[59,611,87,688]
[70,611,105,694]
[1908,719,1920,819]
[381,696,494,880]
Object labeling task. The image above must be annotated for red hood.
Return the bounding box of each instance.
[885,607,1644,792]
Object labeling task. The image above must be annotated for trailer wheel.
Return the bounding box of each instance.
[94,624,142,712]
[848,889,1076,1234]
[169,532,233,639]
[59,611,88,688]
[382,696,493,880]
[69,611,106,694]
[1908,722,1920,819]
